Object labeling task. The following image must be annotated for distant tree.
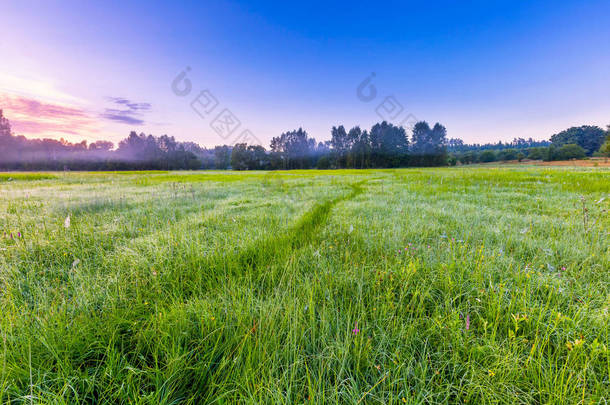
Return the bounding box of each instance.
[447,138,464,150]
[270,128,316,169]
[157,135,177,153]
[246,145,268,169]
[410,121,447,166]
[458,150,476,165]
[545,145,559,161]
[350,128,371,168]
[330,125,350,167]
[479,150,496,163]
[89,141,114,151]
[0,110,11,137]
[447,137,549,153]
[497,148,518,161]
[550,126,606,155]
[230,143,249,170]
[598,130,610,159]
[557,144,586,160]
[527,147,548,160]
[316,155,332,169]
[369,121,409,167]
[214,145,231,169]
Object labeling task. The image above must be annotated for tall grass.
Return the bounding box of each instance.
[0,167,608,403]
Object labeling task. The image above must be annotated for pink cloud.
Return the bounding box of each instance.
[0,93,100,140]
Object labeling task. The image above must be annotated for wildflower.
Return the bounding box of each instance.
[17,232,22,238]
[488,370,495,377]
[352,322,360,335]
[64,215,71,228]
[465,314,470,331]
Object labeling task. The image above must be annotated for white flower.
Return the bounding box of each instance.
[64,215,71,228]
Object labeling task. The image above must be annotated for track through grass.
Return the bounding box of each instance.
[0,168,608,404]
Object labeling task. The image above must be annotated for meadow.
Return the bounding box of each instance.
[0,167,608,404]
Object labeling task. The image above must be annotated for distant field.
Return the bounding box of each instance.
[0,167,608,403]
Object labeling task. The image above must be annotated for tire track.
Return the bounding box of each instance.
[234,180,365,271]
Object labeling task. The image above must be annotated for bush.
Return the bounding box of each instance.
[527,147,547,160]
[479,150,496,163]
[557,144,586,160]
[316,155,332,169]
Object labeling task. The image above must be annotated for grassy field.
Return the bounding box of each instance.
[0,167,608,404]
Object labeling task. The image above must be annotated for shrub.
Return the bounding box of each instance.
[557,144,586,160]
[479,150,496,163]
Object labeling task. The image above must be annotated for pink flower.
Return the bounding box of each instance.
[465,314,470,331]
[352,322,360,335]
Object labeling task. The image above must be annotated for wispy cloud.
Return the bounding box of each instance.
[100,97,152,125]
[0,73,87,105]
[0,93,99,139]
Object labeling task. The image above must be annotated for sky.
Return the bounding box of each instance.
[1,0,609,147]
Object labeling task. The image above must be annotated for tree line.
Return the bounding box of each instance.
[448,125,609,165]
[1,109,608,171]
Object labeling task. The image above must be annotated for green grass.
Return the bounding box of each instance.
[0,167,608,404]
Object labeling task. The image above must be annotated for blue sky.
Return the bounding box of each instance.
[1,0,609,146]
